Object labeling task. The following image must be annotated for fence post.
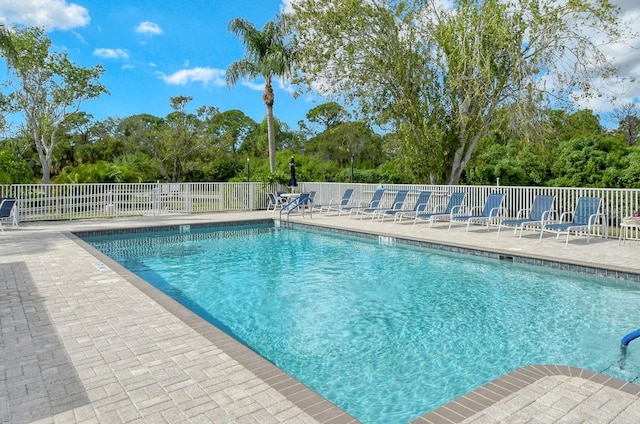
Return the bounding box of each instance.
[153,181,160,216]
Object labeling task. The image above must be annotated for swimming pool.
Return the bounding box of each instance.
[82,223,640,424]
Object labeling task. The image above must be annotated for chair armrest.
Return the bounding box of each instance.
[558,211,573,222]
[489,207,506,218]
[450,205,464,215]
[515,207,530,219]
[588,213,605,226]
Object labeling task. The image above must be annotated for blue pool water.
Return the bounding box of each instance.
[83,224,640,424]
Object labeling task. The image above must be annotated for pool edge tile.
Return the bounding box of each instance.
[411,365,640,424]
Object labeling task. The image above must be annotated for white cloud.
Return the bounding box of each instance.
[160,67,226,87]
[242,80,265,91]
[135,21,163,35]
[72,30,87,44]
[0,0,89,30]
[280,0,296,14]
[93,48,129,59]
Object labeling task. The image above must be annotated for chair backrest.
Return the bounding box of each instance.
[368,188,385,207]
[413,191,432,212]
[444,192,466,214]
[267,193,278,205]
[529,195,556,220]
[340,189,354,206]
[390,190,409,210]
[573,196,602,225]
[297,193,311,204]
[0,198,16,218]
[480,193,504,217]
[308,191,316,202]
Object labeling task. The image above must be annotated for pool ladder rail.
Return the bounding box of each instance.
[279,193,313,222]
[621,328,640,354]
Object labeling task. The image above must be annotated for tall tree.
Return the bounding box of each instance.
[209,109,257,153]
[289,0,630,184]
[226,17,295,173]
[613,102,640,146]
[4,26,107,183]
[0,23,16,67]
[145,96,218,183]
[305,102,350,133]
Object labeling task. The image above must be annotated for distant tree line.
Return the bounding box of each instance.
[2,94,640,188]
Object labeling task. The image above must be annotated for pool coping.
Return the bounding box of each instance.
[411,365,640,423]
[68,216,640,424]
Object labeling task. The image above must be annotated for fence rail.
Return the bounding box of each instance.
[2,182,640,240]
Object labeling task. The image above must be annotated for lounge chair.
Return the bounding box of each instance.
[448,193,505,232]
[539,196,606,244]
[360,189,409,221]
[266,192,287,212]
[315,189,355,214]
[0,197,17,231]
[392,191,432,223]
[344,188,386,216]
[413,192,466,227]
[497,195,556,238]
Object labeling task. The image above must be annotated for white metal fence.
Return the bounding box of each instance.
[0,182,276,221]
[2,182,639,239]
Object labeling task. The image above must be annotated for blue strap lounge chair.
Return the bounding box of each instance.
[414,192,466,227]
[393,191,432,223]
[316,188,355,214]
[0,197,17,231]
[448,193,505,232]
[344,188,386,216]
[497,194,556,238]
[539,196,606,244]
[266,192,287,212]
[360,189,409,221]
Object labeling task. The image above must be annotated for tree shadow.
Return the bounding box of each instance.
[0,262,90,424]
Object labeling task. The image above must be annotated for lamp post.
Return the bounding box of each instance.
[350,154,354,183]
[247,157,250,182]
[70,141,75,165]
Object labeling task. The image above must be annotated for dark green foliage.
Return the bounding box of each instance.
[548,136,627,187]
[0,150,34,183]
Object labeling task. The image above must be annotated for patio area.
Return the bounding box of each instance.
[2,211,640,423]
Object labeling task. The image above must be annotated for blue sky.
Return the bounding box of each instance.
[1,0,638,129]
[0,0,315,129]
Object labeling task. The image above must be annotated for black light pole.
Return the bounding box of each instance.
[350,154,354,183]
[247,157,250,182]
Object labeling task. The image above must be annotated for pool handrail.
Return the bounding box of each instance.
[621,328,640,348]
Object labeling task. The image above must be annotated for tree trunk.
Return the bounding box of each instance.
[263,77,276,173]
[34,132,54,184]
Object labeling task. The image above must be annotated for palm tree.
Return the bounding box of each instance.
[226,17,294,173]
